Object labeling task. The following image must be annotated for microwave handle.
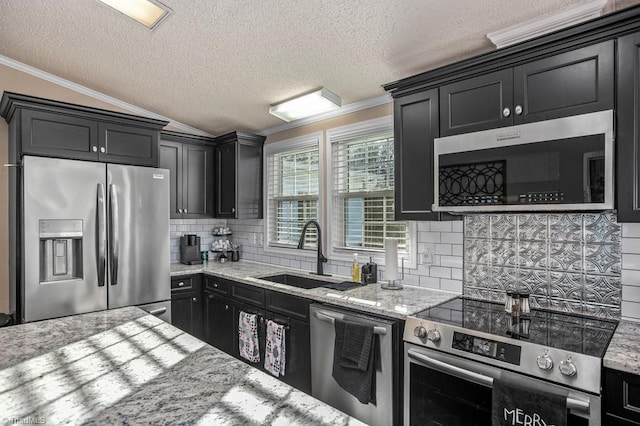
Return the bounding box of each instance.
[407,348,590,415]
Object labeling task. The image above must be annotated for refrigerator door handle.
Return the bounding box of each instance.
[97,183,106,287]
[109,184,119,286]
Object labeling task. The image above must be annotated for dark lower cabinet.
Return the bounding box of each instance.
[604,368,640,425]
[617,31,640,222]
[170,275,203,340]
[204,292,237,356]
[266,311,311,394]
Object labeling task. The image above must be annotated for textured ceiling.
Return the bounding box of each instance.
[0,0,638,136]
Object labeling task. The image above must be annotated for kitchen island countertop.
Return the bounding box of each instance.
[171,260,458,319]
[604,319,640,375]
[0,307,364,425]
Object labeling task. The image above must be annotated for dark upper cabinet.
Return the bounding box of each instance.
[617,31,640,222]
[160,131,215,219]
[0,92,167,166]
[604,368,640,425]
[215,132,265,219]
[170,275,203,340]
[394,89,440,221]
[98,122,159,166]
[439,40,614,136]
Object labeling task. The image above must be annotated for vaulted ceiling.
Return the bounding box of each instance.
[1,0,637,136]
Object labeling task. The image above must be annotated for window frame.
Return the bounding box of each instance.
[326,116,417,268]
[262,132,324,258]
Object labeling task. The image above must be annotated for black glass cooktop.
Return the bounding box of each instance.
[414,297,618,357]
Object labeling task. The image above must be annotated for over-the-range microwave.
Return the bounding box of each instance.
[433,109,614,212]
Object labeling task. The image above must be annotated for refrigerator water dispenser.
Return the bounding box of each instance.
[39,219,83,283]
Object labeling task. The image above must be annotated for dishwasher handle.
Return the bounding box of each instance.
[314,310,387,335]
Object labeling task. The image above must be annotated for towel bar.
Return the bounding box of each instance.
[315,311,387,335]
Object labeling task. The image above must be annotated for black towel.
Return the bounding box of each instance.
[492,378,567,426]
[322,281,363,291]
[332,318,376,405]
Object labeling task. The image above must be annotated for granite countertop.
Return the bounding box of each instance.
[604,319,640,375]
[0,307,364,426]
[171,260,458,319]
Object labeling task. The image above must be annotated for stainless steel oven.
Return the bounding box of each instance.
[403,297,617,426]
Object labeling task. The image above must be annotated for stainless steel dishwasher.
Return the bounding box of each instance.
[310,304,395,426]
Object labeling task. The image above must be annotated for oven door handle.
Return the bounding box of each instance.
[407,349,591,415]
[407,348,493,388]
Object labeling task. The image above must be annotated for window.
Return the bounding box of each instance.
[328,117,410,258]
[265,134,321,250]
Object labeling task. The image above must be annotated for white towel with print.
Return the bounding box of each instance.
[238,311,260,363]
[264,320,286,377]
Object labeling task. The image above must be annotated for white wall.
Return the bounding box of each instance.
[621,223,640,320]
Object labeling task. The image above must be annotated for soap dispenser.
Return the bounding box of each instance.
[352,253,361,283]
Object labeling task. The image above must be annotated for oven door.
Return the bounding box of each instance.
[404,343,600,426]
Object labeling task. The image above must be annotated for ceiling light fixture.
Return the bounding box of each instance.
[96,0,171,30]
[486,0,607,49]
[269,88,342,122]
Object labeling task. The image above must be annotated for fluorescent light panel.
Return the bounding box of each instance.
[269,88,341,122]
[96,0,171,30]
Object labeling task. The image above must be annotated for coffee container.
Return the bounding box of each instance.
[180,234,202,265]
[361,257,378,284]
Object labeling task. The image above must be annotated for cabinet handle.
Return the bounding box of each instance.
[231,207,235,213]
[184,209,188,214]
[178,208,183,214]
[92,146,98,152]
[178,281,185,287]
[514,105,523,115]
[225,304,229,311]
[213,283,218,288]
[208,294,213,299]
[502,107,511,117]
[192,297,197,302]
[100,147,106,153]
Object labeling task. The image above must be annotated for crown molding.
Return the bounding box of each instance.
[259,93,392,136]
[487,0,608,49]
[0,54,212,137]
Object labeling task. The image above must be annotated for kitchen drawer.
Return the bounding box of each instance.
[205,275,230,295]
[171,275,201,293]
[232,282,265,307]
[605,368,640,424]
[266,290,310,322]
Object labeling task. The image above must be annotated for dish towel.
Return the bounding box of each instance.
[332,318,376,405]
[264,320,286,377]
[492,378,567,426]
[238,311,260,363]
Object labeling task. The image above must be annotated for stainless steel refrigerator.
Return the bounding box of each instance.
[20,155,170,323]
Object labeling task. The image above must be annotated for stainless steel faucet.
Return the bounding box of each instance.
[297,220,329,276]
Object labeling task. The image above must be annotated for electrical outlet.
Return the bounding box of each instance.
[422,248,434,265]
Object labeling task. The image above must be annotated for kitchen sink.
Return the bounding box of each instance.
[259,274,330,289]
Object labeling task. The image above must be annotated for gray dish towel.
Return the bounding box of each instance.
[332,318,376,405]
[492,378,566,426]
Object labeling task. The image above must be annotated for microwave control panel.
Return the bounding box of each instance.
[519,191,564,204]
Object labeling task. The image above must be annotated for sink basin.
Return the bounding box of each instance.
[259,274,329,289]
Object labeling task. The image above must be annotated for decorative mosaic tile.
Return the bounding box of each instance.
[549,213,583,242]
[490,266,518,293]
[583,275,621,305]
[464,264,490,288]
[490,240,517,267]
[548,298,583,314]
[584,212,620,244]
[584,244,621,275]
[490,215,517,240]
[517,214,548,241]
[518,241,547,269]
[549,272,583,300]
[464,215,490,239]
[464,239,490,265]
[518,269,549,299]
[582,303,620,319]
[548,242,582,272]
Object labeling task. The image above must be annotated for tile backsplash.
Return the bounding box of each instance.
[169,219,227,262]
[464,212,622,318]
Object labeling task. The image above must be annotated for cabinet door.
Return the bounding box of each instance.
[237,141,263,219]
[20,109,99,160]
[605,368,640,424]
[513,40,614,124]
[267,312,311,394]
[98,122,159,166]
[171,291,202,338]
[160,141,183,219]
[394,90,440,220]
[617,32,640,222]
[216,142,237,218]
[439,68,513,136]
[204,292,236,355]
[182,143,214,218]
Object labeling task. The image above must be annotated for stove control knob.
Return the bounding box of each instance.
[559,357,577,377]
[427,329,441,343]
[413,326,427,339]
[536,353,554,371]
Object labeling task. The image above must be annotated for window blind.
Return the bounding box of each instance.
[266,145,319,248]
[331,132,408,253]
